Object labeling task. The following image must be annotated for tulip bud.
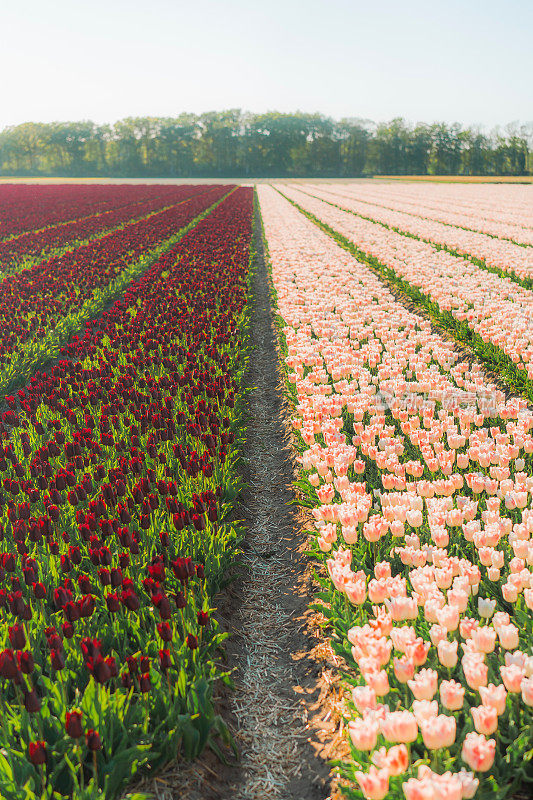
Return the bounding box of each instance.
[51,648,65,670]
[62,621,75,639]
[106,593,120,613]
[65,709,83,738]
[17,650,34,674]
[121,671,133,689]
[157,622,172,641]
[24,690,41,713]
[28,741,46,765]
[8,624,26,650]
[32,581,46,599]
[159,649,171,671]
[85,729,102,751]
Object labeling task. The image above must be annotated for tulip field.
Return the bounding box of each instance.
[0,184,251,799]
[0,179,532,800]
[260,182,533,800]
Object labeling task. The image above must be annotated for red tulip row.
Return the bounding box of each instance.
[0,186,253,799]
[0,185,216,275]
[0,185,232,396]
[0,183,185,240]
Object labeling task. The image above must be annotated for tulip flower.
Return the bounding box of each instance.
[28,741,46,766]
[65,709,83,738]
[85,729,102,751]
[461,732,496,772]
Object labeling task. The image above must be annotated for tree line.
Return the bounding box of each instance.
[0,112,531,177]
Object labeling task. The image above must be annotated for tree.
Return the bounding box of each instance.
[0,113,530,177]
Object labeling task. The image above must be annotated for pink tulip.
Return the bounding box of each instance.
[436,605,460,632]
[440,679,465,711]
[471,626,496,654]
[500,664,525,693]
[457,769,480,799]
[394,656,415,684]
[402,777,435,800]
[348,718,379,751]
[429,624,448,646]
[479,683,507,715]
[380,710,418,743]
[463,658,488,690]
[345,580,367,605]
[354,767,389,800]
[408,669,438,701]
[461,732,496,772]
[352,685,377,714]
[412,699,438,724]
[521,677,533,706]
[365,669,390,697]
[471,704,498,735]
[437,639,458,668]
[371,744,409,775]
[317,484,335,504]
[497,624,519,650]
[420,714,456,749]
[408,639,430,667]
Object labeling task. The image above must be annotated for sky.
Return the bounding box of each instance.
[1,0,531,131]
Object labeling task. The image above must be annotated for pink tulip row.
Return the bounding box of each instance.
[308,183,533,246]
[278,185,533,377]
[258,184,533,800]
[289,184,533,279]
[342,182,533,229]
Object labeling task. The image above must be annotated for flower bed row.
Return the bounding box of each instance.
[292,185,533,287]
[0,186,253,800]
[0,184,183,241]
[0,186,232,398]
[258,184,533,800]
[277,186,533,398]
[0,185,215,276]
[344,183,533,232]
[310,184,533,247]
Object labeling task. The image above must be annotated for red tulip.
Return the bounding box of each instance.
[87,655,111,684]
[159,649,171,671]
[157,622,172,642]
[139,672,151,693]
[106,593,120,613]
[8,624,26,650]
[28,741,46,765]
[18,650,34,673]
[24,690,41,713]
[85,729,102,751]
[65,709,83,738]
[0,649,19,679]
[32,581,46,600]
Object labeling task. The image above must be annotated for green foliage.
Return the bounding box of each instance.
[0,115,530,177]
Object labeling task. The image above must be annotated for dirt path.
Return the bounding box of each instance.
[219,209,335,800]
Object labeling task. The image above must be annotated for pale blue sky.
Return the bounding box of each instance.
[1,0,531,129]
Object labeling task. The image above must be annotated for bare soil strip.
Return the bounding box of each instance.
[219,205,335,800]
